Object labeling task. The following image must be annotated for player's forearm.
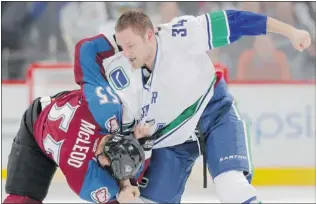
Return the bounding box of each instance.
[266,16,297,39]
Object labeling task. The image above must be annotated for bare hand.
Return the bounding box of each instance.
[116,184,140,203]
[134,123,151,139]
[289,29,312,52]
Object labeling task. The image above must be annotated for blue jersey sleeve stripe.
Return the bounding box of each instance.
[204,10,267,49]
[82,83,122,132]
[79,41,106,86]
[78,38,111,86]
[90,36,115,55]
[226,10,267,37]
[229,35,242,44]
[74,34,115,86]
[76,35,122,133]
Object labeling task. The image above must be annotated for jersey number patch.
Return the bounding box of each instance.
[172,19,188,37]
[48,103,78,132]
[43,134,64,165]
[96,86,120,104]
[43,103,79,165]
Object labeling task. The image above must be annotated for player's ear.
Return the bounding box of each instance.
[146,29,154,42]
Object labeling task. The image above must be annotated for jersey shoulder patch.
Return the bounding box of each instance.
[103,53,132,90]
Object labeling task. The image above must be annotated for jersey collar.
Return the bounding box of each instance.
[145,36,160,90]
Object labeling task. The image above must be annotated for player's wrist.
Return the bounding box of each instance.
[284,26,297,40]
[119,179,132,188]
[267,16,297,39]
[96,153,111,168]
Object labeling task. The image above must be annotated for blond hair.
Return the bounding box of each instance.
[115,10,154,36]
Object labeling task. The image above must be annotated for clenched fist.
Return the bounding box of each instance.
[134,123,151,139]
[289,29,312,52]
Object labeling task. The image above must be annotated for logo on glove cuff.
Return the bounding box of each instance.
[105,115,120,133]
[91,187,111,203]
[143,140,154,149]
[124,165,132,173]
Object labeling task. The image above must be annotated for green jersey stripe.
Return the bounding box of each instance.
[207,10,230,48]
[223,11,231,44]
[122,119,136,133]
[154,75,217,142]
[154,96,202,139]
[123,119,136,127]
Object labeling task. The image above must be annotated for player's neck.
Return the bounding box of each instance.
[145,38,158,71]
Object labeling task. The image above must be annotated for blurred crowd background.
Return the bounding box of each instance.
[1,1,315,81]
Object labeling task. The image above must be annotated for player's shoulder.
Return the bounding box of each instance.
[157,15,204,54]
[51,90,81,107]
[103,52,129,69]
[102,52,134,83]
[158,14,204,39]
[103,32,121,54]
[158,15,202,30]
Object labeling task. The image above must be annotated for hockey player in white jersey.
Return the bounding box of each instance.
[112,10,311,203]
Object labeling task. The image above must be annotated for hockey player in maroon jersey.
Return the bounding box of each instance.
[3,35,152,203]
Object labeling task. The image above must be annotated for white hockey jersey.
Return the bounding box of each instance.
[139,15,218,148]
[103,10,267,148]
[103,14,217,148]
